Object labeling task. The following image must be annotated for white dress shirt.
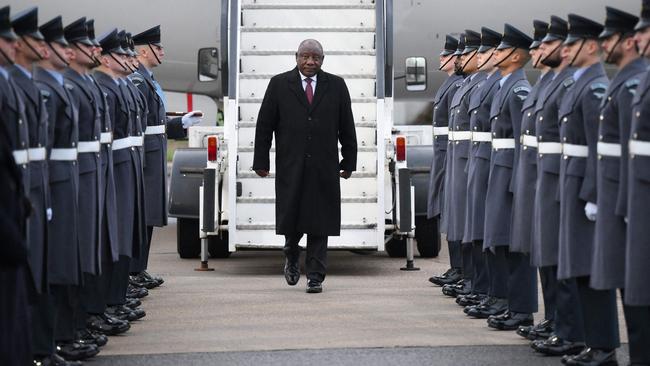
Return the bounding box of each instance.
[299,70,317,93]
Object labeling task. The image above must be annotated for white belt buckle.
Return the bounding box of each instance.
[538,142,563,154]
[597,142,621,157]
[28,147,46,161]
[145,125,166,135]
[112,137,131,150]
[50,148,78,161]
[433,126,449,136]
[471,132,492,142]
[450,131,471,141]
[522,135,538,148]
[492,138,515,149]
[12,149,29,165]
[100,132,113,144]
[629,140,650,156]
[563,143,589,157]
[130,136,144,147]
[77,141,101,153]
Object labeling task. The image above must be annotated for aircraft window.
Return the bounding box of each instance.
[198,47,219,82]
[405,57,426,91]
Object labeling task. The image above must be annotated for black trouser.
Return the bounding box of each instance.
[284,234,327,283]
[538,266,558,322]
[461,242,473,281]
[622,298,650,365]
[506,252,538,314]
[108,255,130,306]
[130,225,154,273]
[576,276,620,350]
[485,246,508,298]
[30,290,55,357]
[555,277,585,342]
[448,240,462,270]
[53,285,78,343]
[471,240,488,294]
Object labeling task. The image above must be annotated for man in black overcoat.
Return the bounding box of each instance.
[253,39,357,293]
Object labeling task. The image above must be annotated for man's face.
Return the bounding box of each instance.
[296,50,323,77]
[17,35,45,62]
[73,42,95,67]
[493,47,513,69]
[476,50,494,71]
[601,34,623,65]
[0,37,17,65]
[461,50,478,73]
[539,39,562,68]
[150,44,164,65]
[529,47,543,69]
[634,27,650,57]
[109,52,128,74]
[439,54,454,72]
[49,42,71,70]
[453,54,463,74]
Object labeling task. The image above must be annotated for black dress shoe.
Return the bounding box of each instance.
[107,305,146,322]
[129,274,158,289]
[127,285,149,299]
[125,298,142,309]
[56,341,100,361]
[86,314,130,335]
[466,297,508,318]
[562,347,617,365]
[141,270,164,286]
[429,268,462,286]
[457,293,487,307]
[532,335,585,356]
[487,311,534,330]
[284,258,300,286]
[34,353,82,366]
[306,280,322,293]
[76,328,108,347]
[527,319,555,340]
[442,279,471,297]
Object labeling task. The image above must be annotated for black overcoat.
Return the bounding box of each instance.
[253,68,357,236]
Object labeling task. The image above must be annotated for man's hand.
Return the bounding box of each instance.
[181,110,204,128]
[255,169,269,177]
[340,170,351,179]
[584,202,597,222]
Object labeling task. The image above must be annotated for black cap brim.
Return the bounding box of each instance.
[496,42,514,50]
[25,30,44,41]
[598,28,617,40]
[0,29,17,41]
[541,33,563,43]
[51,36,68,47]
[440,49,454,56]
[530,40,541,49]
[461,47,477,55]
[563,34,584,45]
[478,45,495,53]
[91,39,100,47]
[635,19,650,32]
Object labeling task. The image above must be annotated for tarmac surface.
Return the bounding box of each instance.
[93,218,630,365]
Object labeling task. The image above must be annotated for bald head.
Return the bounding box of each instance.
[296,39,324,77]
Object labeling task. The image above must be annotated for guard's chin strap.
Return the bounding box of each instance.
[438,54,454,71]
[47,42,69,67]
[73,43,100,68]
[532,50,542,68]
[640,38,650,58]
[493,47,517,68]
[20,35,44,60]
[0,47,14,65]
[476,50,495,70]
[461,50,477,73]
[568,39,586,67]
[148,43,161,65]
[604,33,623,64]
[125,60,137,73]
[108,53,129,73]
[539,41,562,67]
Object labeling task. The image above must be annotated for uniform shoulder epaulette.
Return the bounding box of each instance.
[129,72,145,87]
[39,89,51,102]
[563,78,574,88]
[513,85,530,101]
[625,78,640,89]
[590,82,607,99]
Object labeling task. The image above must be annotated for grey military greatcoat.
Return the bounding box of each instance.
[427,73,462,219]
[65,68,102,276]
[464,71,500,243]
[510,71,554,254]
[591,58,647,291]
[625,66,650,306]
[484,69,530,250]
[443,71,486,241]
[34,66,82,286]
[8,65,50,293]
[557,62,608,280]
[531,67,576,268]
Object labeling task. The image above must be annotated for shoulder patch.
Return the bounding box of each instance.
[513,86,530,101]
[591,82,607,99]
[563,77,575,88]
[129,73,145,87]
[65,83,74,91]
[40,89,50,102]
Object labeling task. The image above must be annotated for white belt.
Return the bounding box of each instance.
[597,142,621,157]
[130,135,144,147]
[538,142,563,154]
[522,135,538,148]
[492,138,515,149]
[77,141,101,153]
[28,147,46,161]
[112,137,131,150]
[12,149,28,165]
[629,140,650,156]
[100,132,113,144]
[50,148,78,161]
[563,143,589,157]
[449,131,472,141]
[433,126,449,136]
[471,132,492,142]
[145,125,166,135]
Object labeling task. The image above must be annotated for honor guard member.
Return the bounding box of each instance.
[528,16,587,357]
[508,19,555,337]
[94,28,143,326]
[427,34,463,287]
[459,27,501,311]
[441,30,486,299]
[130,25,202,287]
[592,7,648,366]
[63,17,115,348]
[84,20,131,337]
[556,14,619,366]
[625,1,650,364]
[9,7,62,365]
[482,24,536,331]
[0,6,33,365]
[36,16,104,363]
[433,34,467,287]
